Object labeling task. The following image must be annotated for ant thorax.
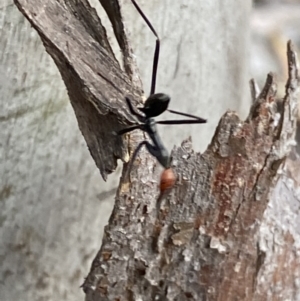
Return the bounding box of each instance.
[145,118,158,134]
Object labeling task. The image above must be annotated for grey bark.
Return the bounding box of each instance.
[1,1,274,298]
[13,0,300,299]
[82,42,300,301]
[0,2,115,301]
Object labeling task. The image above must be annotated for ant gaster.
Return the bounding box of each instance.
[117,0,207,191]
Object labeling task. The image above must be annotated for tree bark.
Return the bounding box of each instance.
[13,0,300,300]
[1,2,114,301]
[3,0,251,300]
[82,43,299,300]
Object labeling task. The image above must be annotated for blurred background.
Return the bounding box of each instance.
[0,0,299,300]
[251,0,300,95]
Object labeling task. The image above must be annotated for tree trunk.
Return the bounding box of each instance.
[82,43,300,300]
[2,0,251,300]
[8,0,300,301]
[0,1,115,301]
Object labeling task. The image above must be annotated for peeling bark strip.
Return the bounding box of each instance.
[80,43,299,300]
[14,0,300,300]
[14,0,144,180]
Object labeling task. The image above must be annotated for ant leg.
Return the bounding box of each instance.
[151,39,160,95]
[125,97,145,122]
[131,0,160,95]
[126,141,147,178]
[156,119,207,125]
[126,141,170,178]
[168,109,207,121]
[115,124,142,136]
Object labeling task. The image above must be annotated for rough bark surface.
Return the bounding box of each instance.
[0,2,114,301]
[4,0,252,300]
[13,0,300,300]
[81,43,299,301]
[14,0,144,181]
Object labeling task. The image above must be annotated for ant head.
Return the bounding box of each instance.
[139,93,170,118]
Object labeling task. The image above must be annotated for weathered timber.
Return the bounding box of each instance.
[14,0,144,180]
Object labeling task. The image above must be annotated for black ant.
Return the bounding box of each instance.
[117,0,207,192]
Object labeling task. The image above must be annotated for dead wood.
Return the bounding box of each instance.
[14,0,300,300]
[81,43,299,301]
[14,0,144,180]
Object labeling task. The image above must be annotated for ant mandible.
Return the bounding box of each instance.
[117,0,207,192]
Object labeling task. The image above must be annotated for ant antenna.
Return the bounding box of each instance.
[131,0,160,96]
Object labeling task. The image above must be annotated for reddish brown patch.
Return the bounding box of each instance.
[160,168,176,193]
[101,251,112,261]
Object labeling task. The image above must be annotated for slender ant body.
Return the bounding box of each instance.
[117,0,207,190]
